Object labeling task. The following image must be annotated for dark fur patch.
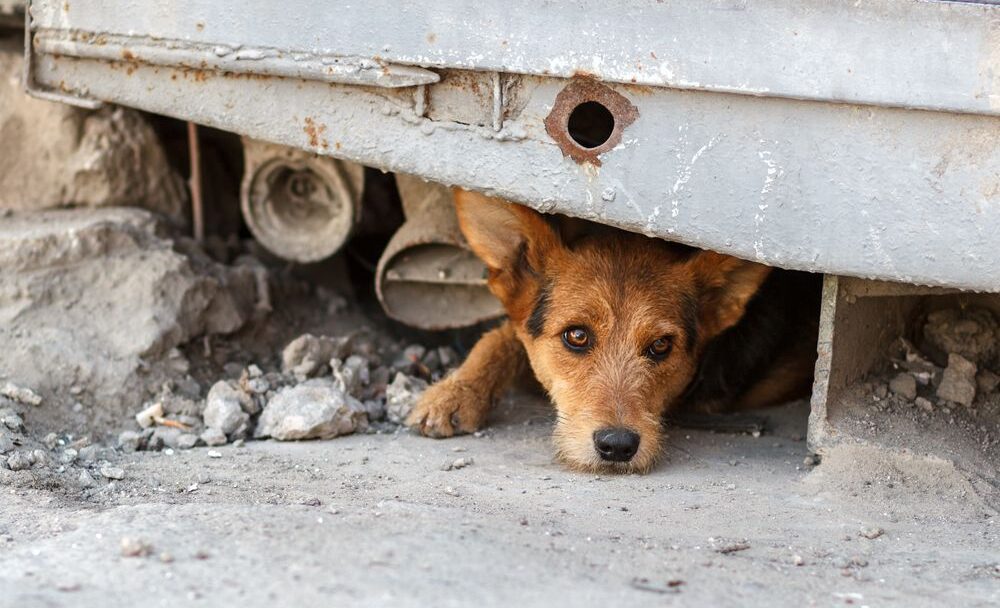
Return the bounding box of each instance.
[526,284,551,338]
[680,292,699,353]
[682,270,821,405]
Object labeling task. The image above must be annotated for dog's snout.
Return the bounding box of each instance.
[593,428,640,462]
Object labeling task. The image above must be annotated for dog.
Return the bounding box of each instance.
[407,189,821,473]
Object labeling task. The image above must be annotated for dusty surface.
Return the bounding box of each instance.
[1,397,997,607]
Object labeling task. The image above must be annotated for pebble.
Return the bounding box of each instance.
[7,450,34,471]
[176,434,199,450]
[196,471,212,484]
[976,369,1000,394]
[100,465,125,480]
[385,372,428,424]
[915,397,934,412]
[803,455,819,467]
[120,537,153,558]
[0,382,42,406]
[117,430,146,453]
[0,433,13,455]
[207,450,222,458]
[203,381,251,438]
[860,527,884,540]
[443,486,460,496]
[78,469,96,488]
[441,457,474,471]
[200,427,227,447]
[936,353,977,406]
[888,373,917,401]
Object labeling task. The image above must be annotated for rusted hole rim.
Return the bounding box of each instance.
[544,77,639,166]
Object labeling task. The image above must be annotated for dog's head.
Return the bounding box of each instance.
[456,190,771,473]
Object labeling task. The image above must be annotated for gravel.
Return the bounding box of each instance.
[254,379,367,441]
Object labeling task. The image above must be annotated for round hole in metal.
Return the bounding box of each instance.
[566,101,615,149]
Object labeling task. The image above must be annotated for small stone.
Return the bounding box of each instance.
[118,430,146,453]
[976,369,1000,394]
[120,537,152,557]
[437,346,459,368]
[176,433,198,450]
[203,381,251,438]
[255,379,367,440]
[207,450,222,458]
[78,469,96,488]
[0,383,42,406]
[301,497,322,507]
[60,448,78,464]
[915,397,934,412]
[873,384,888,400]
[385,373,428,424]
[199,427,227,447]
[443,486,460,496]
[860,527,884,540]
[282,333,353,379]
[196,471,212,484]
[792,554,805,566]
[150,427,183,450]
[100,465,125,480]
[135,402,164,429]
[803,455,818,467]
[394,344,427,372]
[2,412,24,432]
[7,451,34,471]
[246,364,263,379]
[0,433,13,455]
[888,373,917,401]
[77,445,99,463]
[43,433,60,449]
[31,450,47,466]
[159,552,174,563]
[936,353,977,407]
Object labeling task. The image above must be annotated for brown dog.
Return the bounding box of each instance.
[407,190,820,473]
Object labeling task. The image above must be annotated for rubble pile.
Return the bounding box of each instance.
[119,332,456,452]
[868,307,1000,441]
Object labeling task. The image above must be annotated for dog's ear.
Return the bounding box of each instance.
[454,188,560,273]
[686,251,772,340]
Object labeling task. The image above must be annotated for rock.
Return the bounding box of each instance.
[78,469,97,488]
[888,373,917,401]
[117,430,146,453]
[923,308,998,367]
[100,465,125,480]
[42,433,59,449]
[915,397,934,412]
[203,381,251,438]
[176,434,199,450]
[0,383,42,406]
[0,411,23,432]
[0,432,13,454]
[0,38,188,222]
[281,334,353,379]
[254,379,367,441]
[385,373,428,424]
[437,346,459,368]
[0,208,264,431]
[976,369,1000,394]
[200,427,227,447]
[860,527,884,540]
[120,537,153,558]
[135,402,164,429]
[936,353,978,407]
[393,344,427,372]
[6,450,34,471]
[331,355,369,397]
[150,427,183,450]
[873,384,888,400]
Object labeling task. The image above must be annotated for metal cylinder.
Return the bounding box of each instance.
[240,138,363,263]
[375,174,504,330]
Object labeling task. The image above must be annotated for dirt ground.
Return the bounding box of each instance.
[2,395,997,608]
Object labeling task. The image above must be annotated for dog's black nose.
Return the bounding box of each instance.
[593,428,640,462]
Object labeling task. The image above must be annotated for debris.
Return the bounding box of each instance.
[976,369,1000,394]
[135,402,164,429]
[254,379,367,441]
[860,527,884,540]
[203,381,251,439]
[281,333,353,379]
[936,353,977,407]
[385,372,428,424]
[923,308,998,367]
[0,383,42,407]
[888,373,917,401]
[120,537,153,558]
[630,577,684,594]
[100,465,125,480]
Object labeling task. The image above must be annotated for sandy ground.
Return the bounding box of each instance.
[1,395,997,608]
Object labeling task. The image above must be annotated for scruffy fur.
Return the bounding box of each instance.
[407,190,820,473]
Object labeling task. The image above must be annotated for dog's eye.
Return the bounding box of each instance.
[561,327,591,352]
[646,336,673,360]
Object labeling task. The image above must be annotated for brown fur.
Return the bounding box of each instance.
[407,190,814,473]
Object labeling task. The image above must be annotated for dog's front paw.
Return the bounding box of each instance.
[406,379,490,438]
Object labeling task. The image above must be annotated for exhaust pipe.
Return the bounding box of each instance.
[376,174,503,330]
[240,138,364,263]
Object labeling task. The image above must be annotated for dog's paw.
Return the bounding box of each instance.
[406,379,489,438]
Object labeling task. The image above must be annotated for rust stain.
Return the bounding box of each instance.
[303,117,328,149]
[196,21,205,31]
[62,1,70,11]
[543,77,639,167]
[426,32,437,44]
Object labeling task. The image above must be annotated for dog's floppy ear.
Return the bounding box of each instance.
[686,251,772,340]
[454,188,560,273]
